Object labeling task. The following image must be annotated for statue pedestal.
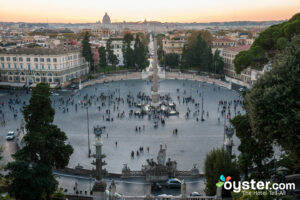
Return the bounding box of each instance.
[151,92,160,108]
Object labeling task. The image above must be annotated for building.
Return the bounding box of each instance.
[212,38,236,47]
[162,37,186,54]
[102,13,111,24]
[221,45,252,86]
[91,38,134,66]
[0,47,89,87]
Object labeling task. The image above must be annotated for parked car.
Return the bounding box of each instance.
[166,178,181,189]
[6,131,15,140]
[151,182,162,191]
[190,192,201,196]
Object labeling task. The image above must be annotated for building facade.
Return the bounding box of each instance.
[162,37,186,54]
[0,48,89,87]
[91,38,134,66]
[221,45,252,86]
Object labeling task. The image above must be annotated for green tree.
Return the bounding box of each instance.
[106,39,119,67]
[234,12,300,73]
[122,33,134,67]
[231,115,274,180]
[81,31,94,71]
[164,53,179,68]
[133,35,149,70]
[243,36,300,174]
[181,34,213,71]
[156,34,165,65]
[5,83,73,200]
[98,46,107,68]
[204,148,240,197]
[213,49,224,74]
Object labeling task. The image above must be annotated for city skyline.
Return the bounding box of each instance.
[0,0,299,23]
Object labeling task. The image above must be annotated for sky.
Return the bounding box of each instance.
[0,0,299,23]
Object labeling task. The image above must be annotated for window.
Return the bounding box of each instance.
[14,63,17,69]
[40,58,44,62]
[35,64,38,70]
[26,58,30,62]
[27,64,31,70]
[48,65,50,70]
[8,63,11,69]
[54,65,57,70]
[20,64,23,69]
[53,58,57,62]
[1,63,4,68]
[19,57,23,62]
[13,57,17,61]
[47,58,51,62]
[48,78,52,83]
[34,58,38,62]
[6,57,10,61]
[41,64,44,70]
[0,57,4,61]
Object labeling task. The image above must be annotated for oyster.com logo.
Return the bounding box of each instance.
[216,174,231,187]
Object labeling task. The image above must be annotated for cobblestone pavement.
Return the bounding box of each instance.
[0,79,244,174]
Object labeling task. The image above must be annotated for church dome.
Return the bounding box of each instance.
[102,12,111,24]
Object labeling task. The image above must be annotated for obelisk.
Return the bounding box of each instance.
[151,38,160,108]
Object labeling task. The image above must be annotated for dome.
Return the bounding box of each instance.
[102,12,111,24]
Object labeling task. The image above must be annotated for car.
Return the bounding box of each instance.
[151,182,162,191]
[6,131,15,140]
[166,178,181,189]
[190,192,201,196]
[51,92,60,96]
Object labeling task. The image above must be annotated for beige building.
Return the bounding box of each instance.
[162,37,186,54]
[0,47,89,87]
[221,45,252,86]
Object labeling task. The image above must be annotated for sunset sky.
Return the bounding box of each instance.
[0,0,299,23]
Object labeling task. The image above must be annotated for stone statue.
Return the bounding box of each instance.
[157,144,166,165]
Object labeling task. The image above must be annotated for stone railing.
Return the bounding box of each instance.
[165,72,231,89]
[81,72,142,89]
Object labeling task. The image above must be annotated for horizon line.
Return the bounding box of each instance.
[0,18,288,24]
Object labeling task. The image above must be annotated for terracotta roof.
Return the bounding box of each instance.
[223,45,251,52]
[213,38,235,43]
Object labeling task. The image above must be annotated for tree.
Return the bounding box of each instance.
[204,148,240,197]
[98,46,107,68]
[187,30,213,47]
[81,31,94,71]
[6,83,73,200]
[231,115,274,180]
[133,35,149,70]
[106,39,119,67]
[156,34,165,65]
[181,34,213,71]
[213,50,224,74]
[164,53,179,68]
[122,33,134,67]
[234,12,300,73]
[243,36,300,174]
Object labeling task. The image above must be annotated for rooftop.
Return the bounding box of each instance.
[223,45,251,52]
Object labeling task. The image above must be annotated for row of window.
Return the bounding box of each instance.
[7,76,57,83]
[1,63,57,70]
[1,61,80,70]
[0,55,79,62]
[0,57,58,62]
